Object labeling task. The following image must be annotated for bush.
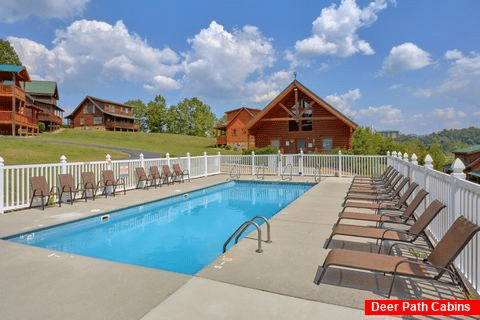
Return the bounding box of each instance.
[242,145,278,155]
[38,122,46,133]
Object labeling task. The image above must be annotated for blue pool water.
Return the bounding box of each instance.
[7,181,313,275]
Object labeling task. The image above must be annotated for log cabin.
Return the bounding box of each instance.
[0,64,41,136]
[22,81,64,132]
[215,107,261,149]
[66,96,139,132]
[217,80,357,153]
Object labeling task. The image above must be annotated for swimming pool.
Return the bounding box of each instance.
[7,180,313,275]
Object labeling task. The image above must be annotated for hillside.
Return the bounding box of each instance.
[402,127,480,154]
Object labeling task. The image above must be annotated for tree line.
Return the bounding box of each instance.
[125,96,217,137]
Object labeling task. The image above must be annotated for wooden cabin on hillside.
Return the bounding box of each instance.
[66,96,139,132]
[215,107,261,149]
[0,64,41,136]
[216,80,357,153]
[22,81,64,132]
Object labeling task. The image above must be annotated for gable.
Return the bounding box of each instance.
[246,80,357,131]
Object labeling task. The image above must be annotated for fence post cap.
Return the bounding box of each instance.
[139,153,144,159]
[166,153,170,157]
[452,158,466,172]
[397,151,402,158]
[403,153,409,161]
[60,155,67,162]
[411,153,418,164]
[106,154,111,161]
[186,152,190,157]
[387,151,390,156]
[204,151,207,156]
[338,150,342,155]
[251,151,255,155]
[218,151,221,156]
[392,151,397,157]
[0,156,4,165]
[424,154,434,169]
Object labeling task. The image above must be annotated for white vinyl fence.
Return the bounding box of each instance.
[220,150,387,178]
[0,152,221,213]
[389,151,480,296]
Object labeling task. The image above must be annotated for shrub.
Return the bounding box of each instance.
[242,145,278,155]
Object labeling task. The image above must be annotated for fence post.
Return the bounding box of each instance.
[187,152,191,176]
[60,155,67,174]
[299,149,304,176]
[204,152,208,177]
[139,153,145,168]
[403,152,409,177]
[217,152,221,174]
[450,158,466,225]
[166,153,170,167]
[106,154,112,170]
[423,154,433,210]
[387,151,391,167]
[251,151,255,176]
[277,150,281,176]
[338,150,342,178]
[0,156,4,214]
[411,153,418,165]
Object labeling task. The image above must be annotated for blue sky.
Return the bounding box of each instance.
[1,0,480,134]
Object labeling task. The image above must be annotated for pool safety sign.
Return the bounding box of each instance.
[364,300,479,316]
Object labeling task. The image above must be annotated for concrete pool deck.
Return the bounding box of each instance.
[0,175,463,319]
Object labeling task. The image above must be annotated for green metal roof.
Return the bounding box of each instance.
[467,170,480,178]
[0,64,24,73]
[453,145,480,154]
[21,81,58,98]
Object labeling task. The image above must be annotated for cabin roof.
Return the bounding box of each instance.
[65,96,135,120]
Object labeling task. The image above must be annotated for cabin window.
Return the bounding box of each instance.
[80,117,85,125]
[270,139,280,148]
[232,129,237,136]
[84,104,94,114]
[322,138,333,150]
[301,109,313,131]
[109,105,115,112]
[289,120,299,131]
[94,116,103,125]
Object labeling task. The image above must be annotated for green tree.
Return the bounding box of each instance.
[166,98,215,137]
[0,40,21,65]
[145,95,168,132]
[124,99,147,131]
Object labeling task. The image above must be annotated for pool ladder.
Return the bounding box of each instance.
[281,164,293,181]
[223,216,271,253]
[229,164,240,179]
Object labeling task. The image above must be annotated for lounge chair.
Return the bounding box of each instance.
[162,165,176,185]
[29,176,61,210]
[326,199,445,251]
[343,176,409,204]
[349,170,399,189]
[173,163,190,183]
[342,182,418,212]
[136,167,154,189]
[148,166,163,187]
[337,189,428,226]
[316,216,480,298]
[347,173,403,195]
[101,170,126,196]
[352,166,393,183]
[81,172,101,200]
[58,173,86,205]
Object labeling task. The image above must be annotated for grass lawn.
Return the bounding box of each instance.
[35,129,238,156]
[0,138,128,165]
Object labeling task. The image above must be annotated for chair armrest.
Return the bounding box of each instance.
[387,242,431,256]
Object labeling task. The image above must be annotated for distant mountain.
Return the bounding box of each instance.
[400,127,480,154]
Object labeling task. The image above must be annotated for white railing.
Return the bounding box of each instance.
[389,151,480,296]
[220,150,387,178]
[0,152,222,213]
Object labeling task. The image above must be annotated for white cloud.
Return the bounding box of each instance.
[411,107,466,130]
[413,88,433,98]
[438,50,480,95]
[324,88,361,117]
[9,20,182,92]
[431,107,465,120]
[286,0,392,67]
[474,111,480,117]
[0,0,90,23]
[357,105,403,125]
[181,21,289,102]
[380,42,432,75]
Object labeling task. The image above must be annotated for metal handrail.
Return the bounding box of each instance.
[235,215,271,244]
[229,164,240,178]
[256,166,265,180]
[223,221,262,253]
[281,164,292,181]
[314,165,322,183]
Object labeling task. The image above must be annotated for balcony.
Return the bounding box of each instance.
[0,84,26,100]
[38,112,62,124]
[105,121,139,131]
[0,111,38,127]
[216,135,227,145]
